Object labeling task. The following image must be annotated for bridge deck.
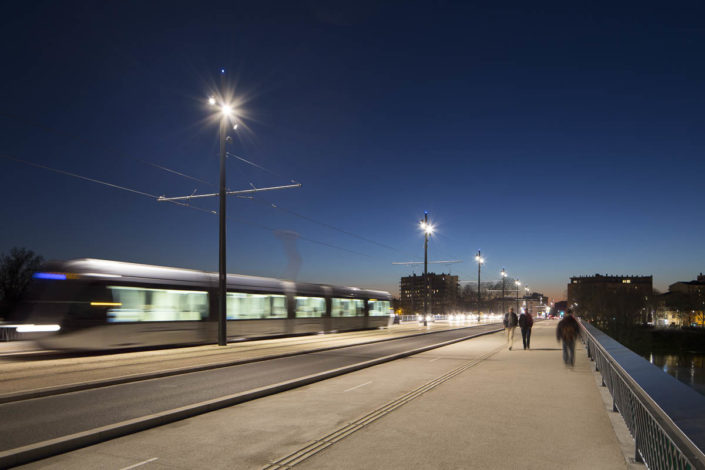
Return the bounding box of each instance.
[296,321,631,469]
[16,322,632,469]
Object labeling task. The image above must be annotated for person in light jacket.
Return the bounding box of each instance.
[503,308,518,350]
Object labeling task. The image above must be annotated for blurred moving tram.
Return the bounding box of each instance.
[15,259,392,350]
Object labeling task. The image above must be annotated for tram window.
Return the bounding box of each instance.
[107,286,208,322]
[369,300,391,316]
[226,293,287,320]
[331,298,364,317]
[295,296,325,318]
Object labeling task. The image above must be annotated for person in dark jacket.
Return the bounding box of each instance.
[556,311,580,366]
[503,308,518,350]
[518,309,534,350]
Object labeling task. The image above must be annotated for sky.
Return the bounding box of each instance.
[1,1,703,301]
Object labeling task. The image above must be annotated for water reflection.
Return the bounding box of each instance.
[647,353,705,397]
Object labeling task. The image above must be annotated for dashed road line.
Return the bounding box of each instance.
[119,457,158,470]
[343,381,372,393]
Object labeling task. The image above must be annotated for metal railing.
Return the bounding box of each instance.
[580,321,705,470]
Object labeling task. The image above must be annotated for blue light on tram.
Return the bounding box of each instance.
[33,272,67,280]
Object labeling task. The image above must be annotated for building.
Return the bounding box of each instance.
[567,274,653,326]
[523,292,548,316]
[400,272,458,315]
[654,273,705,327]
[568,274,653,305]
[669,274,705,298]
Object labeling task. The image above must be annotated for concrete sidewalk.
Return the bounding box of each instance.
[295,322,629,469]
[18,322,631,469]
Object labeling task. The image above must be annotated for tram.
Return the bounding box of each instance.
[15,259,391,350]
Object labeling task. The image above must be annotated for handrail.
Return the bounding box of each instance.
[580,320,705,470]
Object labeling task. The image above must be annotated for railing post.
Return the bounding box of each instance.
[634,433,643,463]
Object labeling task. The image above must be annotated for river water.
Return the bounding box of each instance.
[646,353,705,397]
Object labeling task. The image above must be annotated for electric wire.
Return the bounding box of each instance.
[150,152,399,253]
[0,113,419,263]
[139,160,215,187]
[226,151,297,183]
[0,154,371,258]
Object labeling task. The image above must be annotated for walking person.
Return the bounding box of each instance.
[518,308,534,350]
[556,310,580,366]
[503,307,518,350]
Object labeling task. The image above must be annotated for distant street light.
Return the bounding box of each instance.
[501,268,507,314]
[419,212,433,327]
[475,250,484,322]
[515,280,521,313]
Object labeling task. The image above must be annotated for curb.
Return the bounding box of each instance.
[0,326,503,468]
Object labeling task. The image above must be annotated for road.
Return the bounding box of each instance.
[15,323,631,470]
[0,324,501,467]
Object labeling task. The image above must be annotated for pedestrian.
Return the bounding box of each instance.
[556,310,580,366]
[518,308,534,350]
[503,307,518,350]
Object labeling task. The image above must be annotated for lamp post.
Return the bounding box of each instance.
[210,69,236,346]
[419,212,433,327]
[475,250,484,322]
[524,286,530,313]
[515,279,521,313]
[501,268,507,314]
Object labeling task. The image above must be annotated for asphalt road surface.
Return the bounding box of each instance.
[0,324,500,455]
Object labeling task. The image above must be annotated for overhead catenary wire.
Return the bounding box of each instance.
[148,152,400,253]
[0,112,411,259]
[0,154,373,258]
[0,113,428,265]
[226,151,298,184]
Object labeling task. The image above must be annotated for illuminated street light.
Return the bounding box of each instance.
[515,279,521,313]
[475,250,484,321]
[501,268,507,314]
[213,69,238,346]
[420,212,431,327]
[420,220,434,235]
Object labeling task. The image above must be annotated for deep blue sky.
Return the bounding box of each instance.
[1,1,703,300]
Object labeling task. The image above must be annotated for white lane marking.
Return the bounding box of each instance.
[120,457,158,470]
[344,381,372,393]
[429,357,440,362]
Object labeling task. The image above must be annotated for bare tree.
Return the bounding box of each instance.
[0,247,43,319]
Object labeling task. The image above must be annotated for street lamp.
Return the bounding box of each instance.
[209,70,239,347]
[419,212,434,327]
[501,268,507,314]
[515,280,521,313]
[475,250,484,322]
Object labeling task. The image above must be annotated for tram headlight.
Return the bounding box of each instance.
[16,324,61,333]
